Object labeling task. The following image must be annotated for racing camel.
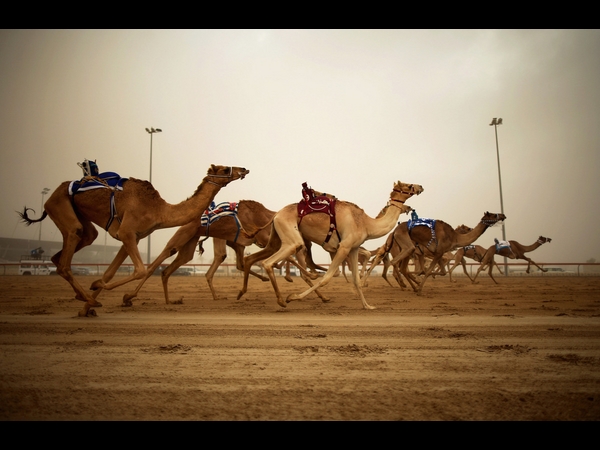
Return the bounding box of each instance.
[366,212,506,295]
[471,236,552,284]
[370,224,473,289]
[446,244,502,282]
[18,164,249,316]
[121,200,318,305]
[237,181,424,310]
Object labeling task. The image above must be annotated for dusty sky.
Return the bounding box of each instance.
[1,29,599,265]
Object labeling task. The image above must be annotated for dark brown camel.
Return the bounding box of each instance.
[17,164,249,316]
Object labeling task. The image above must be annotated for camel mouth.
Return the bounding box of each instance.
[239,169,250,179]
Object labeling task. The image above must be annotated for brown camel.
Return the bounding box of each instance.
[121,199,306,305]
[471,236,552,284]
[366,212,506,295]
[372,224,472,289]
[237,181,424,309]
[17,164,249,316]
[446,244,502,282]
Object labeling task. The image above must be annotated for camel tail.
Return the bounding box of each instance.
[17,207,47,226]
[240,217,275,240]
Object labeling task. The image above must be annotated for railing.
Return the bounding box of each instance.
[1,262,600,277]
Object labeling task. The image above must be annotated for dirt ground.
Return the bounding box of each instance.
[1,271,599,421]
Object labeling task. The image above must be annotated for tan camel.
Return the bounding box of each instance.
[121,199,311,305]
[237,181,424,309]
[471,236,552,284]
[366,212,506,295]
[17,165,249,316]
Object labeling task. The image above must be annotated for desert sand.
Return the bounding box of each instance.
[1,272,599,421]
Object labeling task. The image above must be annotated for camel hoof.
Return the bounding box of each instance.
[284,276,293,283]
[286,294,300,303]
[121,300,133,307]
[79,308,97,317]
[320,297,331,303]
[87,299,102,308]
[167,299,184,305]
[364,305,376,310]
[237,291,245,300]
[277,299,287,308]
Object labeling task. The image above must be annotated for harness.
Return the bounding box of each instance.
[200,201,241,242]
[297,182,340,246]
[69,172,128,231]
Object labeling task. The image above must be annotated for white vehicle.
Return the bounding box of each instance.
[19,259,56,276]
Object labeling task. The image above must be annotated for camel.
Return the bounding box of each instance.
[471,236,552,284]
[446,244,502,282]
[17,164,249,316]
[366,212,506,295]
[237,181,424,309]
[122,198,335,305]
[372,224,472,289]
[121,199,314,305]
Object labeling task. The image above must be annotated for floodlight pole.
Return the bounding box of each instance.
[490,118,508,276]
[145,127,162,265]
[39,188,50,242]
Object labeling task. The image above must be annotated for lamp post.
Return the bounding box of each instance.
[145,127,162,265]
[489,118,508,276]
[39,188,50,242]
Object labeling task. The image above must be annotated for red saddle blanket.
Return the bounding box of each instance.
[297,182,340,245]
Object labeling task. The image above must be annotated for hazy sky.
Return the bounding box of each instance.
[1,29,599,265]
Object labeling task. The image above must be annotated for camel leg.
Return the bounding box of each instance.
[45,205,102,316]
[378,254,396,287]
[487,261,499,284]
[121,222,202,306]
[261,240,302,307]
[203,240,228,300]
[347,248,376,310]
[156,236,199,304]
[472,250,495,284]
[90,230,149,291]
[287,243,377,309]
[525,257,547,273]
[237,225,282,301]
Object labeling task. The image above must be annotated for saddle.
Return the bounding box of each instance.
[69,170,128,231]
[407,217,437,248]
[494,238,511,254]
[200,201,242,242]
[68,172,128,195]
[297,182,340,245]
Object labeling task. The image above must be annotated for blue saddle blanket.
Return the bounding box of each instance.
[407,218,436,231]
[68,172,128,196]
[201,201,239,227]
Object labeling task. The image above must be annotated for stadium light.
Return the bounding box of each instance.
[145,127,162,264]
[490,117,508,276]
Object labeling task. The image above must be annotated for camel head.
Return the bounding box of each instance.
[480,211,506,227]
[538,236,552,244]
[393,181,424,198]
[387,182,423,214]
[206,165,250,187]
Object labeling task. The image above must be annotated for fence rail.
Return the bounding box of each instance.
[1,262,600,277]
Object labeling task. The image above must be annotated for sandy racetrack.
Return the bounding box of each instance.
[1,272,599,421]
